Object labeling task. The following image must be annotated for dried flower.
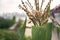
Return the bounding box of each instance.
[19,0,60,26]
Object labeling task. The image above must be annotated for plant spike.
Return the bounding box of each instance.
[19,0,38,26]
[35,0,40,17]
[25,1,35,16]
[40,0,51,25]
[19,4,27,12]
[25,2,32,11]
[41,0,45,9]
[19,5,38,26]
[21,0,35,18]
[34,0,42,25]
[44,0,52,14]
[19,0,53,26]
[39,0,44,14]
[44,0,51,12]
[26,0,34,13]
[27,0,33,9]
[19,4,33,18]
[35,0,39,11]
[41,18,48,25]
[21,0,27,9]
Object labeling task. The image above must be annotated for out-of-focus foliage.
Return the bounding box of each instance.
[0,18,28,40]
[15,18,27,40]
[0,16,15,29]
[0,29,19,40]
[25,36,32,40]
[32,23,54,40]
[57,26,60,32]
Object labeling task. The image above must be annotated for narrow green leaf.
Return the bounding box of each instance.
[32,23,54,40]
[19,18,27,40]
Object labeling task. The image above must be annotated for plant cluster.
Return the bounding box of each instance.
[19,0,53,26]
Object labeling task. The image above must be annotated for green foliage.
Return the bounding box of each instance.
[19,18,27,40]
[0,17,27,40]
[32,23,54,40]
[45,4,50,19]
[57,26,60,32]
[15,18,27,40]
[25,36,32,40]
[0,29,19,40]
[13,16,16,21]
[0,17,15,29]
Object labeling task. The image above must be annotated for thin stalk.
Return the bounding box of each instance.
[25,1,35,16]
[41,0,44,8]
[21,0,27,9]
[41,18,48,25]
[27,0,33,9]
[35,0,39,11]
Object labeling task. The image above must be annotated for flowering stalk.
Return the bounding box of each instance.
[19,0,60,26]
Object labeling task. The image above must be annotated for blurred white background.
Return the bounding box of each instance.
[0,0,60,14]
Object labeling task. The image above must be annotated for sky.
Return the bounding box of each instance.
[0,0,60,14]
